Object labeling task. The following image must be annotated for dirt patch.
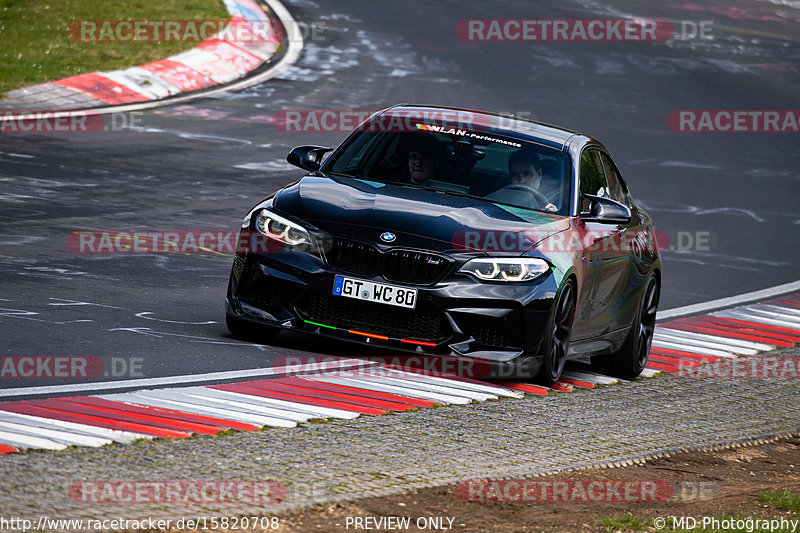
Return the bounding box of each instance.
[274,435,800,532]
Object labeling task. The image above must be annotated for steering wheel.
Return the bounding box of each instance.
[546,191,562,208]
[504,183,551,207]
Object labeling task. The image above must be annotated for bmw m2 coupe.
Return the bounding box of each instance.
[226,105,661,384]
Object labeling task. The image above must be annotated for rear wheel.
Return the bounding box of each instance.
[226,313,281,342]
[535,278,576,385]
[595,275,659,378]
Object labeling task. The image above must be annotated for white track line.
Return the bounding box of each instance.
[651,339,738,358]
[0,359,377,399]
[330,374,486,401]
[116,389,298,427]
[200,387,359,419]
[652,333,754,355]
[100,392,279,427]
[639,368,662,378]
[652,332,757,355]
[171,388,315,423]
[740,306,800,324]
[379,368,523,398]
[752,304,800,318]
[561,370,621,385]
[364,370,498,401]
[657,280,800,320]
[654,327,774,351]
[713,310,800,330]
[172,386,343,421]
[0,420,111,447]
[656,326,777,350]
[307,376,464,404]
[0,410,147,443]
[0,430,67,450]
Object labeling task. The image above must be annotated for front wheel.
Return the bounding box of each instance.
[595,275,660,378]
[535,278,576,385]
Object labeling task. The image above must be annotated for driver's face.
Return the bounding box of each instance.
[408,151,435,184]
[509,163,542,187]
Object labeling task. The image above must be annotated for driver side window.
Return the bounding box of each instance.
[579,149,609,213]
[599,151,630,207]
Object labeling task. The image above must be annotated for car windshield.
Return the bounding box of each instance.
[323,129,572,215]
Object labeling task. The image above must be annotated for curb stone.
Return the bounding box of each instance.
[1,0,301,115]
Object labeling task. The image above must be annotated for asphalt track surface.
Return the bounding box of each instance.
[1,0,799,393]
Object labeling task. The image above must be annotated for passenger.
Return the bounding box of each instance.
[404,135,443,186]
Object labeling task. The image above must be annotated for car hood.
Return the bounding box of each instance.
[271,175,570,254]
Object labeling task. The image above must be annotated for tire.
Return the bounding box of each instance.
[226,313,281,343]
[535,278,576,386]
[595,275,660,378]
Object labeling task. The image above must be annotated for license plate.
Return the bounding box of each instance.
[333,275,417,309]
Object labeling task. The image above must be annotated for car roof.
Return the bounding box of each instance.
[375,104,586,151]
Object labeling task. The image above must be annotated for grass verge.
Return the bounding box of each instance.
[600,513,649,532]
[758,489,800,513]
[598,490,800,532]
[0,0,229,96]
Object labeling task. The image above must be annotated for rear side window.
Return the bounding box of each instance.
[579,149,608,212]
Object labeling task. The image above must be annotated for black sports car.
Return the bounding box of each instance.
[226,105,661,384]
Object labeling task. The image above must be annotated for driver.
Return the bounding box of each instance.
[509,150,542,186]
[487,150,558,212]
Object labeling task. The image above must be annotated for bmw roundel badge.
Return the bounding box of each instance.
[380,232,396,243]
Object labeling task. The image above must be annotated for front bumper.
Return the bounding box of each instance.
[226,244,559,365]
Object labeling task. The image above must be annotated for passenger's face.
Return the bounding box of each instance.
[509,162,542,187]
[408,151,435,184]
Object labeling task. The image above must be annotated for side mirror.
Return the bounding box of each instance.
[580,194,631,225]
[286,145,333,171]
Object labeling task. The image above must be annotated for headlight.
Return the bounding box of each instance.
[458,257,550,282]
[254,209,312,246]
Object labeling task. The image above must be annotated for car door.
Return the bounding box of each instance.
[597,150,641,331]
[571,148,624,341]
